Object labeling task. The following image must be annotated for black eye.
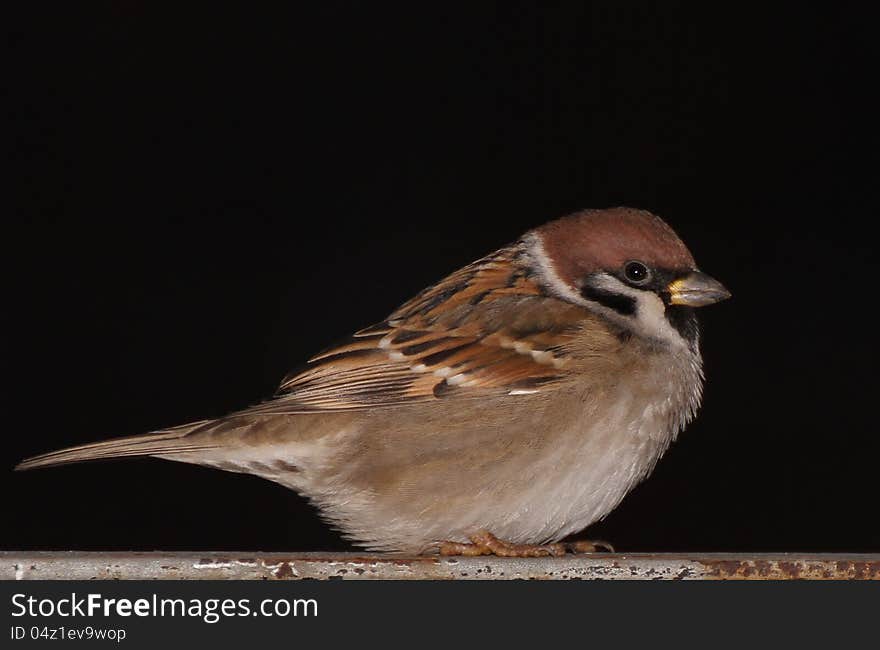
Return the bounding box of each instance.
[623,261,651,285]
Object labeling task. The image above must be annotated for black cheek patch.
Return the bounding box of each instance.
[580,285,637,316]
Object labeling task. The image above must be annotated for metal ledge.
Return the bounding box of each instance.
[3,552,880,580]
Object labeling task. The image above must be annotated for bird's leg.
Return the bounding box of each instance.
[439,530,567,557]
[439,531,616,556]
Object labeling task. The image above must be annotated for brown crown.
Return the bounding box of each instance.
[533,207,696,286]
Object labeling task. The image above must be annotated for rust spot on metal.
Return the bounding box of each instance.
[274,562,295,579]
[704,560,746,578]
[777,562,801,579]
[754,560,772,577]
[700,557,880,580]
[852,562,880,580]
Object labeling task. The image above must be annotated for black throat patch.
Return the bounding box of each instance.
[665,305,699,345]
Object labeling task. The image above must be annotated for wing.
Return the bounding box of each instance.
[248,244,593,414]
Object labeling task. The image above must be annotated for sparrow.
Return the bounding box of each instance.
[17,207,730,556]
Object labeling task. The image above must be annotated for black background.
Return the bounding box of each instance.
[6,4,878,552]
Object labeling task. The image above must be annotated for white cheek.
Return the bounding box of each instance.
[630,291,691,347]
[635,292,674,336]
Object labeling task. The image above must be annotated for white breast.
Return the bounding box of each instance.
[484,343,704,545]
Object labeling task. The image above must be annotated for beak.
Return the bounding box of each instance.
[667,271,731,307]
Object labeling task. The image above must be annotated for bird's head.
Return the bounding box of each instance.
[525,207,730,348]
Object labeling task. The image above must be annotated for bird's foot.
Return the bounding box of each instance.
[439,531,616,556]
[439,530,567,557]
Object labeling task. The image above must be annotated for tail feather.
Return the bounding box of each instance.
[15,420,219,471]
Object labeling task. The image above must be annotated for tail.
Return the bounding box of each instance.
[15,420,220,471]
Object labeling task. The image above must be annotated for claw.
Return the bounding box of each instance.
[565,539,615,553]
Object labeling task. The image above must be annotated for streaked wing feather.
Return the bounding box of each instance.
[248,244,589,414]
